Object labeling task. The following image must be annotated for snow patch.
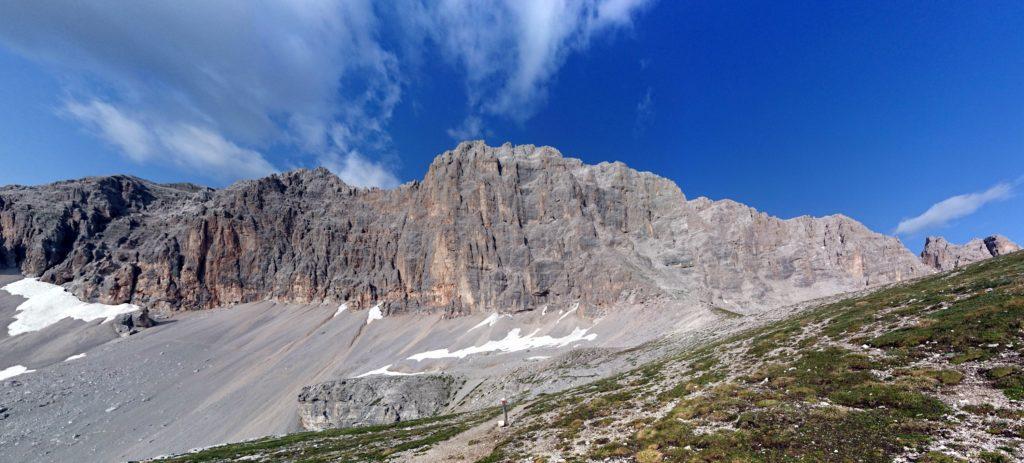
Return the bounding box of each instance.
[355,364,425,378]
[408,327,597,361]
[467,313,510,332]
[527,356,550,361]
[333,303,348,318]
[366,304,383,325]
[556,303,579,323]
[0,365,34,380]
[2,278,139,336]
[64,353,87,362]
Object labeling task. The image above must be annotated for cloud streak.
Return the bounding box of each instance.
[0,1,652,185]
[63,99,276,180]
[424,0,652,127]
[896,182,1014,235]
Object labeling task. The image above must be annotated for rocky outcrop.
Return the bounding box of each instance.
[111,310,155,336]
[297,375,459,431]
[920,235,1021,271]
[0,141,935,314]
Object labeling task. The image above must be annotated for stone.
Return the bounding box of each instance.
[920,235,1021,271]
[297,375,459,431]
[1,141,938,315]
[111,310,155,336]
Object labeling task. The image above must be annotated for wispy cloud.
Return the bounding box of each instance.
[63,99,276,180]
[0,1,652,185]
[895,182,1015,235]
[318,150,400,189]
[0,1,403,185]
[447,115,485,141]
[62,100,156,163]
[633,86,654,137]
[417,0,653,129]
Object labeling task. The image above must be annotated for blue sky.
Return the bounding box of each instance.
[0,1,1021,248]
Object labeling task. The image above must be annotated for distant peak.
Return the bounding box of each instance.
[920,234,1020,270]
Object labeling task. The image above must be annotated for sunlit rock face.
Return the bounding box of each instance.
[920,235,1021,271]
[0,141,933,315]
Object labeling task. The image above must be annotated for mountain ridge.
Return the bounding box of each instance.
[0,141,935,315]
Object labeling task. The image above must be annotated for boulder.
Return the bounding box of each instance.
[297,375,460,431]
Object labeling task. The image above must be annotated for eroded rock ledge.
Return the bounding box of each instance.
[297,375,460,431]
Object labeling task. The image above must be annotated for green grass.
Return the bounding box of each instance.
[488,251,1024,462]
[152,409,499,463]
[986,366,1024,401]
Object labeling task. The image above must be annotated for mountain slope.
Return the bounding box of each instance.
[154,250,1024,462]
[0,141,932,316]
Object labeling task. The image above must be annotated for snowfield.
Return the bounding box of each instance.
[408,327,597,361]
[0,364,34,380]
[2,278,139,336]
[366,304,383,325]
[467,313,510,332]
[355,364,427,378]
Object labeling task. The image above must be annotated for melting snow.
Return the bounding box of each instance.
[366,304,383,325]
[408,327,597,361]
[356,364,425,378]
[0,365,34,380]
[556,303,579,323]
[468,313,510,332]
[2,278,139,336]
[64,353,87,362]
[333,303,348,318]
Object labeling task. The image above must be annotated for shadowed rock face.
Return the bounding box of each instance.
[920,235,1021,271]
[0,141,934,314]
[297,376,459,431]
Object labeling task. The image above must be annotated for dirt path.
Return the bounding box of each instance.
[408,405,525,463]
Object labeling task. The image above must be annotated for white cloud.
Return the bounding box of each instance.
[63,99,276,180]
[62,100,156,162]
[158,125,277,179]
[896,182,1014,235]
[0,1,400,185]
[319,150,400,189]
[447,115,485,141]
[418,0,652,124]
[0,1,652,185]
[633,86,654,137]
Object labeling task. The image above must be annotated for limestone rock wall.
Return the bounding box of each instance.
[920,235,1021,271]
[0,141,936,314]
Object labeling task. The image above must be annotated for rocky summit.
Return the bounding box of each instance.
[1,141,934,317]
[920,235,1021,271]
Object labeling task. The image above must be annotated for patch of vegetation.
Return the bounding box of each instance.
[633,406,918,462]
[919,451,967,463]
[152,408,499,463]
[985,366,1024,401]
[710,306,744,319]
[831,383,947,418]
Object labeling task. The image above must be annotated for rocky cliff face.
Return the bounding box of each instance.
[920,235,1021,271]
[297,376,459,431]
[0,141,935,314]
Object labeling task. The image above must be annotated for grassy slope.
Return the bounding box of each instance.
[493,251,1024,462]
[145,408,499,463]
[151,252,1024,463]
